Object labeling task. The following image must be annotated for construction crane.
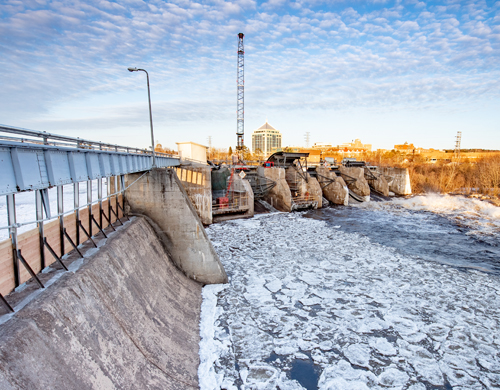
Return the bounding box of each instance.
[236,33,244,151]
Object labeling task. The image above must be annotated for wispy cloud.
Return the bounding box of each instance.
[0,0,499,148]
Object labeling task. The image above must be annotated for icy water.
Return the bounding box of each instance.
[309,194,500,275]
[199,195,500,390]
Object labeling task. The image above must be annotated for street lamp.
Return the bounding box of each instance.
[128,67,156,168]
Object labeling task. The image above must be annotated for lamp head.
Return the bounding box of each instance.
[128,67,138,72]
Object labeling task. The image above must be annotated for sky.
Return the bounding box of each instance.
[0,0,499,152]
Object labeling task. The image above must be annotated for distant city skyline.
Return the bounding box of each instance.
[1,1,499,151]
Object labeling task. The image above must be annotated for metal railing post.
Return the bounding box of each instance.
[57,185,64,256]
[36,190,46,270]
[98,178,103,228]
[87,180,92,238]
[7,194,20,287]
[74,182,80,246]
[107,177,112,225]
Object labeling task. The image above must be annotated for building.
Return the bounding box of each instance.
[176,142,208,163]
[312,142,333,149]
[394,142,416,153]
[251,121,282,155]
[338,139,372,152]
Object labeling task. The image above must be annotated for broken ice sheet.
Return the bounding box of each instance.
[200,213,500,390]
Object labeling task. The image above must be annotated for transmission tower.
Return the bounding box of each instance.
[304,132,310,148]
[454,131,462,161]
[236,33,244,150]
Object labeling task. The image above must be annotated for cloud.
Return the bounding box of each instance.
[0,0,499,150]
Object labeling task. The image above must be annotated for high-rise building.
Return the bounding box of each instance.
[251,121,282,155]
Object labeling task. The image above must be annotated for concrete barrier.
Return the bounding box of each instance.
[124,168,227,285]
[0,218,202,390]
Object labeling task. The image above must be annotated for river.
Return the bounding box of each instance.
[199,194,500,390]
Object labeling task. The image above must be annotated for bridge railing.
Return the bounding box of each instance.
[0,124,174,157]
[0,125,181,311]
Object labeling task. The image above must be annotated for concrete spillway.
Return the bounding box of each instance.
[0,217,202,390]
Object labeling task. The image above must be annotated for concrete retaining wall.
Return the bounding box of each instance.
[124,168,227,285]
[380,167,412,195]
[0,217,202,390]
[175,165,212,225]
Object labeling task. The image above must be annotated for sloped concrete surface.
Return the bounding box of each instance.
[0,218,202,390]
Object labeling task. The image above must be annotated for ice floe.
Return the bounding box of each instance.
[200,212,500,389]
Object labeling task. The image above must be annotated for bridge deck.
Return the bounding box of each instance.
[0,125,180,196]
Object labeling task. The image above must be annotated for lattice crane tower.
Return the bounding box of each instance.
[454,131,462,161]
[236,33,245,150]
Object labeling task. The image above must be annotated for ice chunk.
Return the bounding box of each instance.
[344,344,371,369]
[243,365,278,389]
[294,352,309,360]
[378,367,409,388]
[368,337,397,356]
[318,360,376,389]
[407,384,426,390]
[265,279,282,293]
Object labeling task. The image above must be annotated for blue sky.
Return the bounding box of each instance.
[0,0,499,151]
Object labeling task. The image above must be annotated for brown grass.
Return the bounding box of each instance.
[362,152,500,198]
[407,155,500,197]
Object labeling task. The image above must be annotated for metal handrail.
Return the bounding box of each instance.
[0,124,174,157]
[0,172,148,231]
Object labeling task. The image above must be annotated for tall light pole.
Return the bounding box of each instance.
[128,67,156,168]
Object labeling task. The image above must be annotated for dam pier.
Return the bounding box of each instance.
[0,126,412,389]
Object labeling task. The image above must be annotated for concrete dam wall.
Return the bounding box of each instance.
[0,217,202,390]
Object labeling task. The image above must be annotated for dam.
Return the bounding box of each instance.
[1,217,202,389]
[0,126,427,389]
[0,126,227,389]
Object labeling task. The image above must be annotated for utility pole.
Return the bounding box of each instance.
[236,33,245,151]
